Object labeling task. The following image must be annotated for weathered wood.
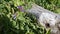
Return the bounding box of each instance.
[26,4,60,34]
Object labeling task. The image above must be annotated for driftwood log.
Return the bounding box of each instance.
[25,4,60,34]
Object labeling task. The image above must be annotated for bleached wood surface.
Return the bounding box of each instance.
[26,4,60,34]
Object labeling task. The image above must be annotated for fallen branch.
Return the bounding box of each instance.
[26,3,60,34]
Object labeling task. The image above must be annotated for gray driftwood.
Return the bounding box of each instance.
[25,4,60,34]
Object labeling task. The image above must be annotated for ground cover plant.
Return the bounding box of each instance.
[0,0,60,34]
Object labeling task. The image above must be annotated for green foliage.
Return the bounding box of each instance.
[34,0,60,13]
[0,0,60,34]
[0,0,47,34]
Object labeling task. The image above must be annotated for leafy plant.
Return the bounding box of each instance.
[0,0,60,34]
[0,0,47,34]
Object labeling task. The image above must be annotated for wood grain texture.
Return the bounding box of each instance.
[26,3,60,34]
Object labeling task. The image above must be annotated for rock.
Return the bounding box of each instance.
[26,3,60,34]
